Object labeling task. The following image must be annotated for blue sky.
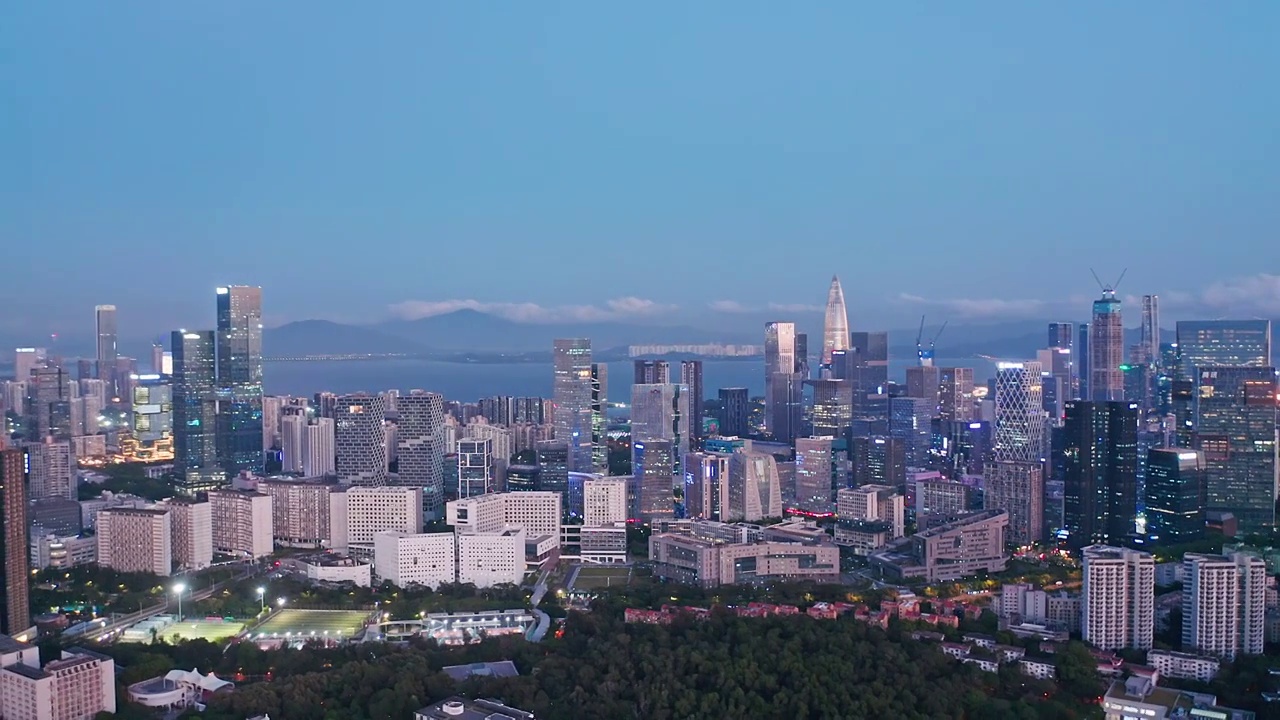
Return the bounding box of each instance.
[3,3,1278,341]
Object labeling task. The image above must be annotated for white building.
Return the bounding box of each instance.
[96,507,172,576]
[346,486,422,552]
[583,478,628,526]
[208,489,273,559]
[456,526,525,588]
[1146,649,1220,683]
[447,492,561,540]
[0,649,116,720]
[373,532,456,588]
[1182,552,1267,659]
[282,416,336,477]
[158,499,212,571]
[126,668,233,711]
[836,485,905,539]
[289,554,371,588]
[1081,545,1154,651]
[24,438,75,500]
[457,438,495,499]
[30,535,96,570]
[261,478,341,549]
[465,421,513,465]
[726,451,782,521]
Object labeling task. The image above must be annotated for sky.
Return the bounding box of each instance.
[3,3,1279,343]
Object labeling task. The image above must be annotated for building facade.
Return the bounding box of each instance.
[1081,545,1154,651]
[1182,553,1267,659]
[96,507,172,576]
[1062,401,1138,549]
[208,489,273,559]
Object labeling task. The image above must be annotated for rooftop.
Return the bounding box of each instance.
[915,510,1006,538]
[416,697,535,720]
[0,634,34,654]
[440,661,520,682]
[3,664,50,680]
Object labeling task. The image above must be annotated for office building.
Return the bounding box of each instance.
[985,461,1044,547]
[552,338,594,473]
[208,489,272,559]
[373,531,456,588]
[1088,288,1124,401]
[679,360,704,441]
[629,383,692,475]
[23,438,75,501]
[649,532,839,588]
[870,510,1009,583]
[1048,322,1076,397]
[837,485,904,538]
[590,363,609,474]
[447,492,562,540]
[793,437,844,514]
[1134,295,1160,367]
[1175,320,1271,378]
[534,441,569,502]
[726,451,782,521]
[684,452,729,521]
[890,396,934,469]
[130,374,172,444]
[1081,545,1154,651]
[915,478,973,525]
[1062,401,1139,549]
[850,436,907,489]
[821,275,851,368]
[0,648,116,720]
[985,361,1046,546]
[334,394,388,487]
[905,365,941,412]
[214,286,264,473]
[633,439,675,520]
[158,498,212,571]
[583,477,628,526]
[846,331,889,423]
[13,348,46,385]
[95,304,118,393]
[717,387,749,437]
[397,391,447,517]
[1182,553,1267,659]
[27,366,73,439]
[764,321,804,443]
[1194,367,1277,534]
[633,360,670,384]
[1145,449,1207,545]
[96,507,172,576]
[345,486,422,551]
[1,449,30,634]
[456,438,494,498]
[260,478,342,549]
[806,378,853,438]
[171,330,217,474]
[456,526,526,587]
[938,367,975,423]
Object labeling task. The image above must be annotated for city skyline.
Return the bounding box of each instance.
[4,5,1280,336]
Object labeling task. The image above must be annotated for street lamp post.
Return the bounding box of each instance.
[257,586,266,613]
[173,583,186,622]
[277,597,286,610]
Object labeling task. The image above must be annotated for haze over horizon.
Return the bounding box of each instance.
[4,4,1279,339]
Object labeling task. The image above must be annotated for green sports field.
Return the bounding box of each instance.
[250,609,370,641]
[161,619,245,644]
[572,565,632,590]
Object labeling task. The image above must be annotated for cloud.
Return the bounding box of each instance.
[708,300,751,313]
[766,302,823,313]
[898,293,1047,320]
[387,297,676,323]
[1199,274,1280,316]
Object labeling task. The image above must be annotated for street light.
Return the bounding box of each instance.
[277,597,286,609]
[257,586,266,613]
[172,583,187,621]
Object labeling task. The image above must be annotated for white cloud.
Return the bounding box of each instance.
[1200,274,1280,316]
[708,300,751,313]
[766,302,823,313]
[387,297,676,323]
[898,293,1047,320]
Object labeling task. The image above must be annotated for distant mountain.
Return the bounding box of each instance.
[264,320,424,356]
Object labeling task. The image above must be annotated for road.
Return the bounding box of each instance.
[66,565,260,641]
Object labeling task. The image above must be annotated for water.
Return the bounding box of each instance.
[264,357,995,402]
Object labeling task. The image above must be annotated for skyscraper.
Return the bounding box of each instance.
[717,387,749,437]
[630,383,691,476]
[985,362,1046,546]
[1175,320,1272,378]
[95,304,118,395]
[1182,553,1267,660]
[1077,323,1090,400]
[805,378,853,438]
[396,391,446,518]
[938,367,975,423]
[679,360,703,442]
[633,360,670,384]
[794,436,844,514]
[1081,545,1154,651]
[764,322,804,443]
[215,286,264,473]
[633,439,675,520]
[552,339,594,473]
[904,366,941,413]
[1193,367,1277,534]
[684,452,729,521]
[334,393,388,487]
[847,332,889,424]
[456,438,494,498]
[1,448,30,635]
[1048,322,1076,399]
[1144,448,1206,545]
[171,330,218,473]
[727,451,783,521]
[1062,401,1138,549]
[1089,289,1124,402]
[1136,295,1160,367]
[821,275,850,368]
[889,396,933,469]
[590,363,609,474]
[26,365,73,439]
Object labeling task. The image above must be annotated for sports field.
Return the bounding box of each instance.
[251,609,370,641]
[161,619,245,644]
[572,565,632,590]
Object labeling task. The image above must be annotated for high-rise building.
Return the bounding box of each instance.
[171,330,218,474]
[1193,367,1277,534]
[794,437,845,514]
[590,363,609,474]
[726,451,782,521]
[456,438,494,498]
[1135,295,1160,367]
[260,478,342,549]
[985,362,1046,545]
[889,396,933,469]
[806,378,853,439]
[1,449,30,634]
[0,649,117,720]
[95,304,118,394]
[837,484,905,539]
[717,387,749,437]
[1078,323,1091,400]
[583,477,628,526]
[13,347,46,385]
[208,488,273,559]
[534,440,568,502]
[1081,545,1154,651]
[633,439,675,520]
[684,452,729,521]
[334,394,388,487]
[1175,320,1272,378]
[1182,553,1267,659]
[630,383,691,476]
[1145,449,1207,545]
[27,365,73,439]
[1062,401,1139,549]
[346,487,423,552]
[214,286,264,473]
[679,360,703,442]
[130,374,173,446]
[850,436,906,489]
[938,367,975,423]
[1089,288,1124,402]
[159,498,213,571]
[764,322,804,443]
[97,507,172,575]
[1048,322,1076,398]
[633,360,670,385]
[396,391,446,518]
[847,332,889,423]
[552,339,594,473]
[23,437,75,500]
[904,366,941,413]
[821,275,850,368]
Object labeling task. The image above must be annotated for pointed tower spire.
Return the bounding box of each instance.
[822,275,850,366]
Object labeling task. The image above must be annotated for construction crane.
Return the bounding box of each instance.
[1091,268,1128,296]
[915,315,948,367]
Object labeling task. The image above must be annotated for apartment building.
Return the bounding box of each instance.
[1081,545,1154,651]
[96,507,172,576]
[208,489,273,559]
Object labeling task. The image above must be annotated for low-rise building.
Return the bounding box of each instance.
[126,668,234,710]
[649,532,839,588]
[1019,658,1057,680]
[870,510,1009,583]
[0,648,116,720]
[286,553,371,587]
[29,535,96,570]
[372,532,456,589]
[560,523,628,564]
[456,526,525,588]
[1146,649,1220,683]
[1101,675,1254,720]
[414,697,534,720]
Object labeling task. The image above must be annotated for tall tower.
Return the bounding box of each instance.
[590,363,609,475]
[334,393,388,487]
[984,362,1046,545]
[552,339,594,473]
[0,448,30,635]
[1081,545,1154,651]
[821,275,850,368]
[172,330,218,473]
[1137,295,1160,366]
[215,286,264,473]
[1089,285,1124,402]
[1062,401,1139,549]
[764,322,803,443]
[679,360,703,442]
[1193,366,1277,534]
[95,304,118,394]
[396,391,446,519]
